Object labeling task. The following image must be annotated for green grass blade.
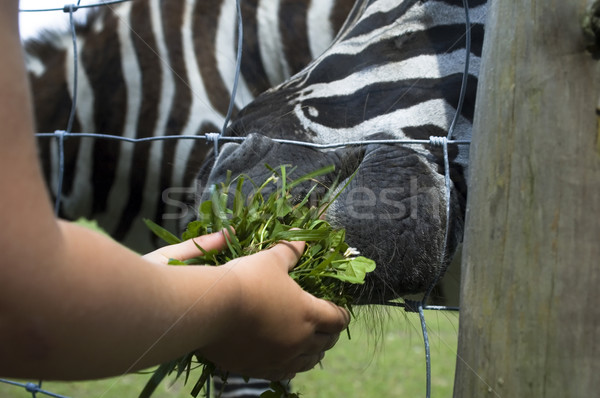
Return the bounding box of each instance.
[273,228,331,242]
[287,165,335,190]
[317,168,358,219]
[138,361,176,398]
[143,219,182,245]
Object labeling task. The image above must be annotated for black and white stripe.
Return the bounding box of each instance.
[228,0,486,155]
[24,0,354,252]
[218,0,487,229]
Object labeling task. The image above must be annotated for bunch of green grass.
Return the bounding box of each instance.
[141,165,376,398]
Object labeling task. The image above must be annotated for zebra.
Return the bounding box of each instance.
[200,0,487,304]
[24,0,355,253]
[24,0,487,396]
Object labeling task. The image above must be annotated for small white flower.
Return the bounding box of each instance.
[344,247,361,258]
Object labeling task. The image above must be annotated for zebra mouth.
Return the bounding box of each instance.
[323,142,463,304]
[195,133,463,304]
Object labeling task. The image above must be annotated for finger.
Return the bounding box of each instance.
[307,295,351,334]
[317,332,340,351]
[254,239,306,272]
[288,352,325,375]
[153,229,230,261]
[301,331,340,355]
[253,352,322,381]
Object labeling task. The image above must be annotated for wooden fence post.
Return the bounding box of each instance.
[453,0,600,397]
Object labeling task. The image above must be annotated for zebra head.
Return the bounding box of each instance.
[197,0,488,304]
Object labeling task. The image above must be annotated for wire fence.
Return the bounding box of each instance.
[3,0,472,397]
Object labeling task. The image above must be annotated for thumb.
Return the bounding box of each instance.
[260,239,306,272]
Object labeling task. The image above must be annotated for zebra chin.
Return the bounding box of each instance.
[196,133,465,306]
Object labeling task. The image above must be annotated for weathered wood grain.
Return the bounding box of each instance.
[454,0,600,396]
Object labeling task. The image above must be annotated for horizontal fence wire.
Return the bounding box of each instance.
[0,379,71,398]
[19,0,130,13]
[5,0,471,397]
[36,130,470,147]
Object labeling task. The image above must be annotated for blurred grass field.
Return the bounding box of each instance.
[0,310,459,398]
[1,219,459,397]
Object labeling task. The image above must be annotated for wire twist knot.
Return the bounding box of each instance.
[63,4,79,13]
[205,133,222,157]
[54,130,68,139]
[428,136,448,147]
[25,382,41,393]
[403,299,423,313]
[205,133,222,144]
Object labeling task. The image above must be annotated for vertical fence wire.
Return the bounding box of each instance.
[3,1,473,397]
[53,1,80,215]
[419,2,471,397]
